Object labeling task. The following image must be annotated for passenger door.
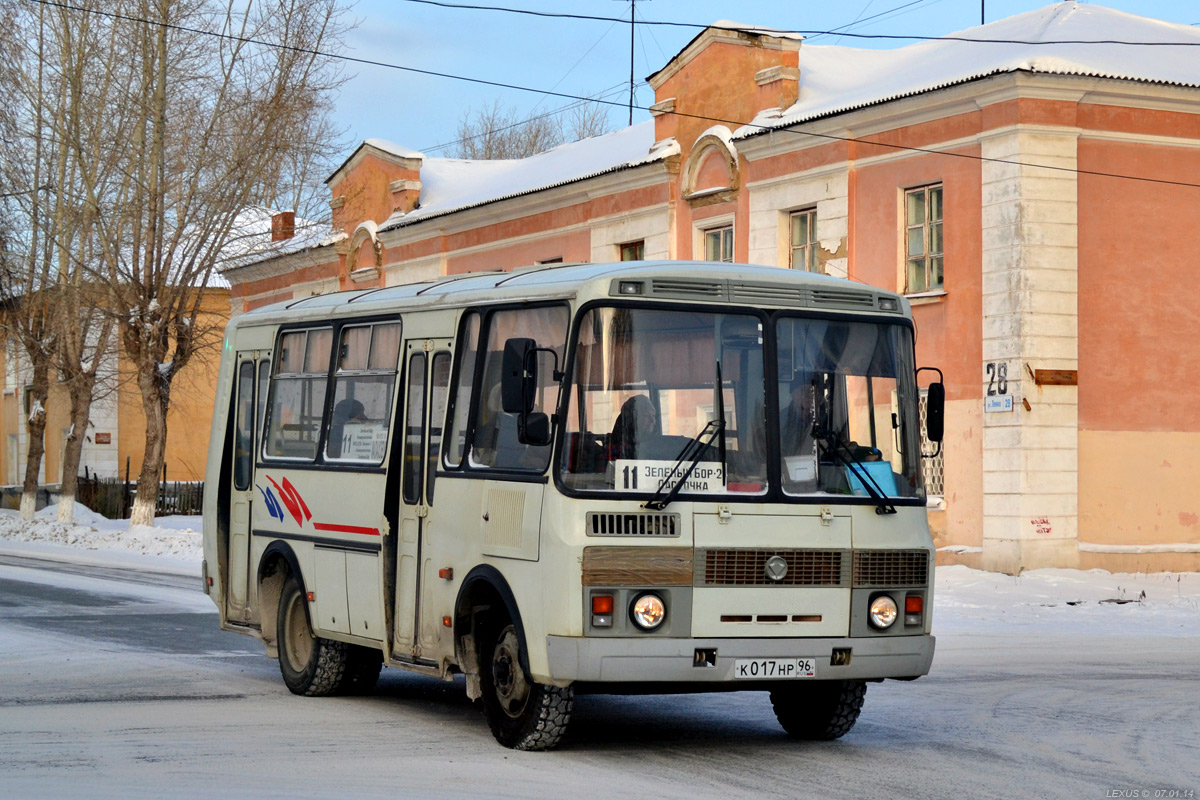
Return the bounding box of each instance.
[393,338,453,662]
[227,352,268,622]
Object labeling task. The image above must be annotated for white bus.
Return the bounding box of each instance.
[202,261,944,750]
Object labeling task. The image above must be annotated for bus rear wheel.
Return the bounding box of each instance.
[479,622,573,751]
[770,680,867,740]
[277,574,349,697]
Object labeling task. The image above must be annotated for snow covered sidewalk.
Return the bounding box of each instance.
[1,507,1197,636]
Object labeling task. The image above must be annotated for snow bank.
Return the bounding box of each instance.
[934,564,1199,636]
[0,507,201,564]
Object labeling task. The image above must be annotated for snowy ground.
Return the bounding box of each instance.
[1,509,1198,798]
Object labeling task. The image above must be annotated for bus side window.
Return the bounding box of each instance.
[468,306,568,472]
[427,352,451,501]
[233,361,255,490]
[325,322,402,464]
[265,328,332,461]
[444,312,480,468]
[402,353,426,505]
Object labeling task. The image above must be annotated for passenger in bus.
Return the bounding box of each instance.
[780,378,816,456]
[608,395,657,461]
[328,397,366,458]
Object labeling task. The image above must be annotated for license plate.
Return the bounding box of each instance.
[733,658,816,679]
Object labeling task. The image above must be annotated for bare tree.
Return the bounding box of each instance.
[35,0,352,526]
[449,97,615,160]
[562,99,614,142]
[450,100,562,160]
[0,0,68,521]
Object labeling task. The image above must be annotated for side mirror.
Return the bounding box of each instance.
[925,382,945,444]
[520,411,551,447]
[501,337,537,414]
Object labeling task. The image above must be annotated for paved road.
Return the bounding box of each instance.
[0,554,1197,799]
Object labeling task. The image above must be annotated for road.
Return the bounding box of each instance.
[0,553,1197,799]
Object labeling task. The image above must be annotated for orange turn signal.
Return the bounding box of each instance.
[306,591,315,602]
[442,616,452,628]
[905,595,923,614]
[591,595,614,615]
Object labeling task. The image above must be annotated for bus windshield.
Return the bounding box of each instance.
[559,305,922,502]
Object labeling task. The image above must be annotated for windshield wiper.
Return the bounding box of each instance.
[814,422,897,515]
[643,419,725,511]
[714,360,727,491]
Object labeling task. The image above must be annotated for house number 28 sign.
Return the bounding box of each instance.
[984,362,1013,413]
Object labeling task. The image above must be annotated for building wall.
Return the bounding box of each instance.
[1076,136,1200,571]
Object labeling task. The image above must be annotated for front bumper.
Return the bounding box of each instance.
[545,634,934,683]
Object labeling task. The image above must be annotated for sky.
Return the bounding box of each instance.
[330,0,1200,159]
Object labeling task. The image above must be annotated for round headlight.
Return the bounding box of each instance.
[869,595,898,629]
[630,593,666,630]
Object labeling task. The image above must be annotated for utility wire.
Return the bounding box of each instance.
[392,0,1200,46]
[29,0,1200,191]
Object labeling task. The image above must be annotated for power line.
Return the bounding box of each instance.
[28,0,1200,191]
[392,0,1200,46]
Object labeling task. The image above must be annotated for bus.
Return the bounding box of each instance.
[202,260,943,750]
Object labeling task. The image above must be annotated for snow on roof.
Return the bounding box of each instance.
[736,2,1200,138]
[363,138,424,160]
[380,121,673,230]
[709,20,805,42]
[219,207,342,277]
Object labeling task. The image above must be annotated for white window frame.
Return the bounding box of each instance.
[903,183,944,295]
[789,208,819,272]
[698,219,735,263]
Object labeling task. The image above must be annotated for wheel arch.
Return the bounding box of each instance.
[454,564,530,676]
[258,540,304,653]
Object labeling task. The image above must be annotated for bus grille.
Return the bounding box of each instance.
[697,549,848,587]
[852,550,930,587]
[586,512,680,537]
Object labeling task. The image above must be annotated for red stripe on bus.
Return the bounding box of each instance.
[312,523,381,536]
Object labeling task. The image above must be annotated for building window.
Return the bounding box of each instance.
[537,257,563,264]
[789,209,818,272]
[905,184,943,293]
[704,226,733,262]
[619,241,644,261]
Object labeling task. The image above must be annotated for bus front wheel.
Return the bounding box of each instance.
[770,680,867,740]
[479,622,573,750]
[277,574,350,696]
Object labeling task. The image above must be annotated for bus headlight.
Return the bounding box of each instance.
[868,595,898,629]
[630,593,666,630]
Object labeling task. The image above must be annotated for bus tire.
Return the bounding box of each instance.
[770,680,867,740]
[277,574,349,697]
[339,646,383,695]
[479,622,573,751]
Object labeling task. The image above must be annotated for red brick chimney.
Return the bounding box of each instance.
[271,210,296,242]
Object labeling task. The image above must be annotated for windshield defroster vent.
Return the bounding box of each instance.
[587,512,681,537]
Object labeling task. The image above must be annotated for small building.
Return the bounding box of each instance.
[223,3,1200,573]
